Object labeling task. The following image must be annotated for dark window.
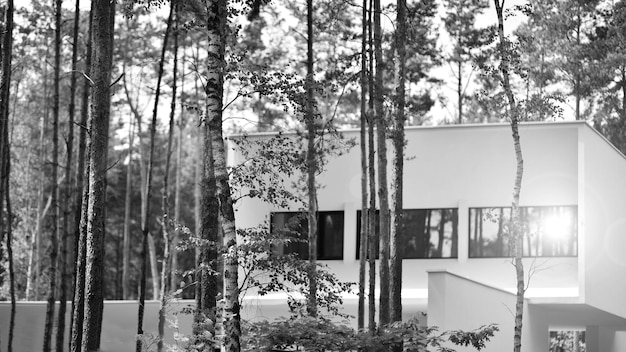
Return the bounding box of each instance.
[270,211,344,260]
[356,209,459,259]
[468,206,578,258]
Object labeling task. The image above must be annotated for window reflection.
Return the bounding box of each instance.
[468,206,578,258]
[356,209,458,259]
[270,211,344,260]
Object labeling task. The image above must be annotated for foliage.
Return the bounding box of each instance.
[237,223,354,318]
[242,316,499,352]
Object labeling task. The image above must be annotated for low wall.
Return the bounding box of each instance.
[0,294,427,352]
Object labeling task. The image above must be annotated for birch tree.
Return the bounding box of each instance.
[494,1,525,351]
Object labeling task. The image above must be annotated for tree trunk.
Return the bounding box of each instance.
[206,0,240,350]
[305,0,319,319]
[367,0,376,333]
[69,4,92,349]
[158,3,178,351]
[82,1,114,351]
[494,2,525,352]
[390,0,406,327]
[171,43,185,294]
[357,0,368,331]
[0,2,15,350]
[137,3,173,350]
[44,0,62,349]
[373,0,390,326]
[122,117,134,300]
[57,0,79,344]
[458,60,463,124]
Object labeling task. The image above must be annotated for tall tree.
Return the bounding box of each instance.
[82,0,115,350]
[390,0,406,327]
[204,0,242,349]
[70,4,93,350]
[357,0,368,331]
[443,0,491,124]
[57,0,81,347]
[305,0,319,319]
[494,1,525,351]
[373,0,390,327]
[158,2,179,351]
[367,0,377,333]
[136,3,174,351]
[43,0,62,350]
[0,0,15,350]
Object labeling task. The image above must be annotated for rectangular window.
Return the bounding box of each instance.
[356,209,459,259]
[468,206,578,258]
[270,211,344,260]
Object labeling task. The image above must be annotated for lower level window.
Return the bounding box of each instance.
[469,206,578,258]
[270,211,344,260]
[356,208,459,259]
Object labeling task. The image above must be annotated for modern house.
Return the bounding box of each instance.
[230,121,626,352]
[3,121,626,352]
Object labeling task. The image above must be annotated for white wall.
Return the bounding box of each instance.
[230,122,581,296]
[581,126,626,318]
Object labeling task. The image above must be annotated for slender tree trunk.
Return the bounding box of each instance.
[206,0,240,350]
[122,118,134,300]
[458,60,463,124]
[82,1,115,350]
[367,0,376,333]
[69,5,92,349]
[0,2,15,350]
[373,0,390,326]
[305,0,319,318]
[357,0,368,331]
[57,0,79,345]
[158,3,178,351]
[494,2,525,352]
[171,41,185,293]
[390,0,406,327]
[44,1,62,349]
[137,4,173,351]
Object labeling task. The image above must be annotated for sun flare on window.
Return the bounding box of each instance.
[542,212,571,241]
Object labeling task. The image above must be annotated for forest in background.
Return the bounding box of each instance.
[0,0,624,351]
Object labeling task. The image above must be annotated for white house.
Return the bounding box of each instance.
[230,121,626,352]
[3,121,626,352]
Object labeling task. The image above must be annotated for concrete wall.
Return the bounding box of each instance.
[230,122,580,296]
[427,271,545,352]
[0,300,193,352]
[580,126,626,318]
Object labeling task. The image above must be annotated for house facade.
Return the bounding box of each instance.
[230,121,626,352]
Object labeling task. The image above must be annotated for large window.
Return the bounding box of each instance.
[356,209,458,259]
[469,206,577,258]
[270,211,344,260]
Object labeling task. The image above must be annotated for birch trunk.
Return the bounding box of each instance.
[367,0,376,332]
[494,2,525,352]
[206,0,240,350]
[357,0,368,330]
